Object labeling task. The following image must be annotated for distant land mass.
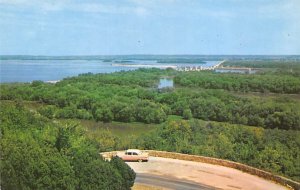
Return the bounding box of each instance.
[0,55,300,61]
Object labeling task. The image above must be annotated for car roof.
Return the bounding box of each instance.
[126,149,141,153]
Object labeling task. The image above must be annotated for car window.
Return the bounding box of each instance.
[133,152,138,155]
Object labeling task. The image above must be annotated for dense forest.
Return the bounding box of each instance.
[0,102,135,190]
[133,120,300,181]
[174,71,300,93]
[1,66,300,185]
[1,69,299,130]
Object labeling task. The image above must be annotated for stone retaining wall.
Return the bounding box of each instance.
[100,150,300,190]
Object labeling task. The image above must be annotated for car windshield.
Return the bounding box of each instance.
[126,150,140,155]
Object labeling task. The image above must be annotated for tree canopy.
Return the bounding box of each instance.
[0,102,135,190]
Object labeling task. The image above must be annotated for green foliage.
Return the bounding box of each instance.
[95,108,114,122]
[0,103,136,189]
[223,60,300,75]
[111,157,136,190]
[182,108,192,120]
[55,126,72,152]
[1,132,77,190]
[31,80,44,87]
[134,120,300,181]
[0,67,299,183]
[1,69,299,130]
[38,105,57,119]
[159,120,192,153]
[66,136,124,190]
[174,71,300,93]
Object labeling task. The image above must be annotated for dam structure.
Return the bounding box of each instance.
[176,60,226,71]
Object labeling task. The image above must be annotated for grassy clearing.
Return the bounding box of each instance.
[166,115,183,121]
[57,118,159,148]
[78,120,157,139]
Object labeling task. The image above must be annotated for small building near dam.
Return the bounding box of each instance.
[215,68,258,74]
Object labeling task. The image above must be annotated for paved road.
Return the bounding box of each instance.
[135,173,216,190]
[127,157,288,190]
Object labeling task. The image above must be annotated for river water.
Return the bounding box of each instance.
[158,78,174,89]
[0,58,220,83]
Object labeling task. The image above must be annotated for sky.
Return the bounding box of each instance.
[0,0,299,55]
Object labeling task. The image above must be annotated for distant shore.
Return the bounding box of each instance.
[45,80,60,84]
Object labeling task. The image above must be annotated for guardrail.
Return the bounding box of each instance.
[100,150,300,190]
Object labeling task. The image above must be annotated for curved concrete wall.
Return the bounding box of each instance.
[100,150,300,190]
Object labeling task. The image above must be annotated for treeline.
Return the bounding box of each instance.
[132,120,300,181]
[167,89,300,130]
[223,60,300,73]
[0,69,172,125]
[0,102,135,190]
[0,69,299,130]
[157,59,205,63]
[60,68,167,87]
[174,71,300,93]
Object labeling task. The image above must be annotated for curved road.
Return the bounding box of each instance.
[135,173,216,190]
[127,157,288,190]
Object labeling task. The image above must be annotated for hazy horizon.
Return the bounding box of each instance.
[1,54,300,57]
[1,0,300,55]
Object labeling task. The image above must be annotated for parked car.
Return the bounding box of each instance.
[117,149,149,162]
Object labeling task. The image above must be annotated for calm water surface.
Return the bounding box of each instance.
[158,78,174,89]
[0,59,220,83]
